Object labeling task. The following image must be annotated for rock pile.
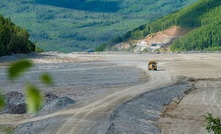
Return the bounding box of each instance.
[0,91,75,115]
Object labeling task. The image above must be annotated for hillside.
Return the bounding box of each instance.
[108,0,221,52]
[144,26,192,44]
[0,0,197,52]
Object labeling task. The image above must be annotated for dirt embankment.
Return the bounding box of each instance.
[107,80,193,134]
[115,26,193,51]
[144,26,192,45]
[158,78,221,134]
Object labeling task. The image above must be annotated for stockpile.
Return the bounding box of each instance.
[0,91,75,115]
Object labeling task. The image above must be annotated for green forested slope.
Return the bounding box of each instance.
[0,0,196,52]
[171,1,221,51]
[107,0,221,51]
[0,15,35,56]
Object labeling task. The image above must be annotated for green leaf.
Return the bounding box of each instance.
[25,84,43,113]
[0,93,5,110]
[40,73,53,86]
[8,60,33,80]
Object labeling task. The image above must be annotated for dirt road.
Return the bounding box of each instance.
[0,52,221,134]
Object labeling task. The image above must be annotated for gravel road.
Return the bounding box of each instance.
[0,52,220,134]
[107,80,193,134]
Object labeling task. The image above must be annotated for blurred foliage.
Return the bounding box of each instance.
[40,73,53,86]
[109,0,221,51]
[0,125,14,134]
[35,45,44,53]
[204,113,221,134]
[0,0,197,52]
[25,84,43,113]
[8,60,33,80]
[0,59,53,113]
[0,92,5,110]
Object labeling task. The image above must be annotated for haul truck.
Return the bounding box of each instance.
[148,60,157,70]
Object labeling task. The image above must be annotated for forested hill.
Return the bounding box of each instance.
[0,15,36,56]
[106,0,221,51]
[0,0,197,52]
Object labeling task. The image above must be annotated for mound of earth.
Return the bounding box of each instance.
[4,91,25,104]
[0,91,75,115]
[38,96,75,115]
[0,91,26,114]
[0,103,26,114]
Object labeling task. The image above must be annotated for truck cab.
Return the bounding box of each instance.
[148,60,157,70]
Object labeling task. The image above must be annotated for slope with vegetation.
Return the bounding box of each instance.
[0,0,197,52]
[0,15,36,56]
[107,0,221,51]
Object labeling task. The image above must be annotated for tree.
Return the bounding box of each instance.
[0,14,36,56]
[204,113,221,134]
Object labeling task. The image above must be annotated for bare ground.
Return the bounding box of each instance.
[0,52,221,134]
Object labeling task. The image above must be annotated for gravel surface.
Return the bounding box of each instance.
[13,116,68,134]
[10,81,192,134]
[107,81,193,134]
[0,54,148,133]
[11,80,193,134]
[0,62,145,95]
[0,53,221,134]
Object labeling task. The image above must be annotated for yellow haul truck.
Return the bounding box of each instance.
[148,60,157,70]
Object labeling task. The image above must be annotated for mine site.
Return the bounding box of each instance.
[0,52,220,134]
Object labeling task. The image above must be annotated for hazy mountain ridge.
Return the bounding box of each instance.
[0,0,197,52]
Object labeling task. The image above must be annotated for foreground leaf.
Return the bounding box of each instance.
[0,93,5,110]
[8,60,33,80]
[40,73,53,86]
[25,84,43,113]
